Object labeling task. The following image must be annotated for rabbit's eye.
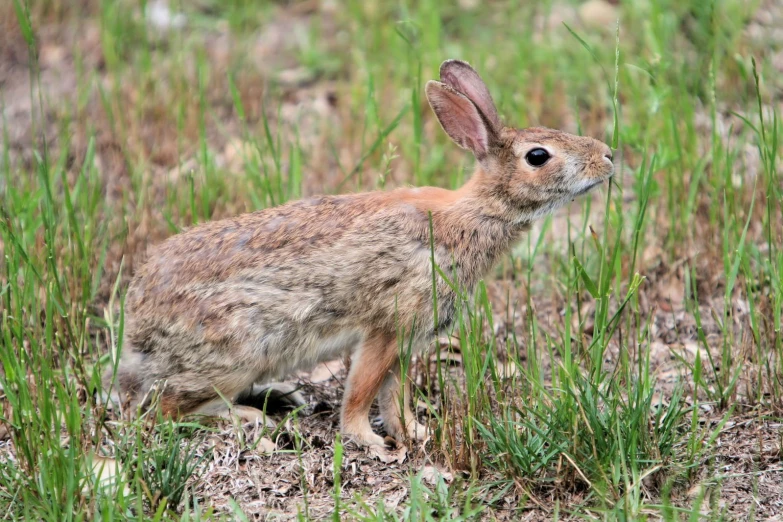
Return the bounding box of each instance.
[525,148,550,167]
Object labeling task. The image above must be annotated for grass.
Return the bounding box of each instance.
[1,0,782,519]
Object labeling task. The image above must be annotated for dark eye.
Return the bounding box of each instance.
[525,148,550,167]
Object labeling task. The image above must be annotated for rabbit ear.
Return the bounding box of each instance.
[439,60,501,132]
[426,80,495,156]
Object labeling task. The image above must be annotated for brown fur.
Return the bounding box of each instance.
[107,60,614,447]
[340,331,399,446]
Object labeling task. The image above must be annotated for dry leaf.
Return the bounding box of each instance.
[382,487,408,510]
[498,362,521,379]
[257,437,276,454]
[421,465,454,485]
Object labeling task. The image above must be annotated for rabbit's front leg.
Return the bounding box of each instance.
[340,331,398,447]
[379,363,429,442]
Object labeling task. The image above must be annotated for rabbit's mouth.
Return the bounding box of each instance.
[572,179,604,197]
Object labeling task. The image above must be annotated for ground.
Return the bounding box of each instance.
[1,0,782,520]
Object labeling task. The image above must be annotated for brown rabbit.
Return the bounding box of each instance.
[107,59,613,451]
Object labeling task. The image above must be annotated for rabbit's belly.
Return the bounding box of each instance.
[303,329,363,365]
[260,327,363,378]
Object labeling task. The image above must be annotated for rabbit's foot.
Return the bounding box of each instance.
[368,439,408,464]
[382,414,429,443]
[342,418,387,448]
[237,382,307,414]
[193,401,277,428]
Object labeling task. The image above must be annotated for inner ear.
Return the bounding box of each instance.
[439,60,501,132]
[426,81,493,156]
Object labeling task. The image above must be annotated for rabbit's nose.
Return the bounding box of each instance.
[602,146,613,161]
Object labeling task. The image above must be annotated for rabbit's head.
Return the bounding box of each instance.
[426,59,614,224]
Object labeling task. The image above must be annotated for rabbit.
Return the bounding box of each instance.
[106,59,614,453]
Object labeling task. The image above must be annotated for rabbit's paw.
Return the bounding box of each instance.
[383,415,430,443]
[343,426,386,448]
[368,438,408,464]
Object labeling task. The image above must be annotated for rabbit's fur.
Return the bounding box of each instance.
[108,60,613,449]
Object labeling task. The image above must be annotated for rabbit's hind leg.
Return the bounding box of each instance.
[152,370,264,424]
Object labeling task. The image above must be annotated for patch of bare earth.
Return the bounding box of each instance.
[692,413,782,519]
